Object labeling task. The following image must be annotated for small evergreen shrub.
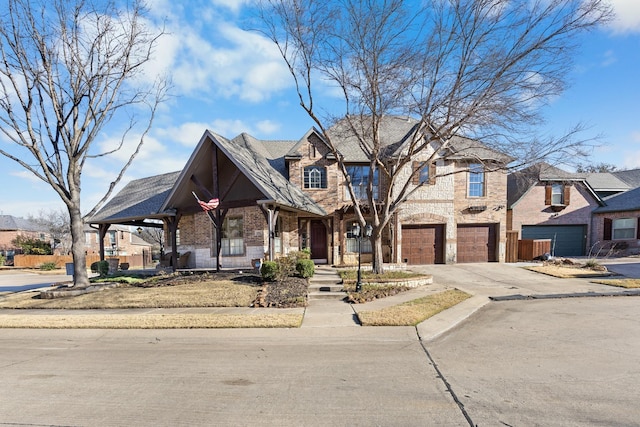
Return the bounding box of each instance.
[0,254,5,266]
[39,262,57,271]
[260,261,279,281]
[296,259,315,278]
[90,260,110,276]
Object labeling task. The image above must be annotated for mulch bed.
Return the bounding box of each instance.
[253,277,309,308]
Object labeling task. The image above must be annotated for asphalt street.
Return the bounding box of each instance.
[0,261,639,426]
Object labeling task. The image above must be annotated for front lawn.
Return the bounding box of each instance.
[356,289,471,326]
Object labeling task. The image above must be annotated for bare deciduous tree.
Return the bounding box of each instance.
[257,0,612,272]
[0,0,167,286]
[29,208,72,255]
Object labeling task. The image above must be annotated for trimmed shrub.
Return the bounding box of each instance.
[90,260,109,277]
[260,261,279,282]
[296,259,315,278]
[39,262,58,271]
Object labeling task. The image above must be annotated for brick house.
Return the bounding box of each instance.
[507,163,603,257]
[89,116,512,268]
[590,186,640,256]
[0,215,50,262]
[83,224,153,258]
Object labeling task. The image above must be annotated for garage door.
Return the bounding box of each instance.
[457,224,497,263]
[402,225,444,265]
[521,225,586,257]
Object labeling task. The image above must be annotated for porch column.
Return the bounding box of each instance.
[98,224,110,261]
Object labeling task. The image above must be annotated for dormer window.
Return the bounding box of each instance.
[545,183,570,207]
[304,166,327,189]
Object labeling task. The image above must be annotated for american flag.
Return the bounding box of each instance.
[198,198,219,211]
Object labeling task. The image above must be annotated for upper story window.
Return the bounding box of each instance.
[304,166,327,189]
[545,183,570,207]
[468,163,485,198]
[413,161,436,185]
[613,218,637,240]
[345,165,379,200]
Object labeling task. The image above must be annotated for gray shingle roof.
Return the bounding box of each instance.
[507,163,594,208]
[0,215,45,232]
[613,168,640,188]
[88,171,181,223]
[161,131,326,217]
[585,173,630,192]
[212,132,326,216]
[595,186,640,213]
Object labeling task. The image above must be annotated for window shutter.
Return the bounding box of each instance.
[544,185,552,205]
[412,162,419,185]
[603,218,612,241]
[429,162,437,185]
[563,185,570,205]
[637,218,640,239]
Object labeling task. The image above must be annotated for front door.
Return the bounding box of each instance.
[310,220,327,262]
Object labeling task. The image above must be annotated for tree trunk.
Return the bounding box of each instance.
[68,202,89,288]
[372,229,385,274]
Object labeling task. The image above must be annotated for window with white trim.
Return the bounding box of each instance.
[613,218,636,240]
[345,165,378,200]
[303,166,327,189]
[221,216,244,256]
[468,163,485,197]
[345,228,373,253]
[551,184,564,205]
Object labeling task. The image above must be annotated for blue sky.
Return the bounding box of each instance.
[1,0,639,219]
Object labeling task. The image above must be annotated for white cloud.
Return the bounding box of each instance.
[608,0,640,33]
[209,0,251,14]
[144,4,293,103]
[256,120,281,135]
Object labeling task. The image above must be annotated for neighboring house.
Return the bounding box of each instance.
[88,116,512,268]
[590,185,640,256]
[0,215,50,262]
[83,224,153,257]
[507,163,603,257]
[585,172,630,199]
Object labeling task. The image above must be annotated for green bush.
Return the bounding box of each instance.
[260,261,279,281]
[90,260,110,277]
[296,259,314,278]
[0,254,5,266]
[39,262,58,271]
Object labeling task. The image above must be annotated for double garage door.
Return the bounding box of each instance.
[402,224,497,264]
[521,225,587,257]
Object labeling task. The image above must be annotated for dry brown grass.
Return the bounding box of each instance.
[591,278,640,288]
[357,289,471,326]
[0,280,259,309]
[525,265,613,278]
[0,312,303,329]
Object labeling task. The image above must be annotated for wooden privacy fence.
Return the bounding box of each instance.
[505,232,552,263]
[14,254,150,269]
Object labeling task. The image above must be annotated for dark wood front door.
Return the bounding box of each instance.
[310,220,327,261]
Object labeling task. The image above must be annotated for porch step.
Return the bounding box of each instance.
[308,266,346,301]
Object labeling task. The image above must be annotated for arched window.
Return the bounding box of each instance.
[304,166,327,189]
